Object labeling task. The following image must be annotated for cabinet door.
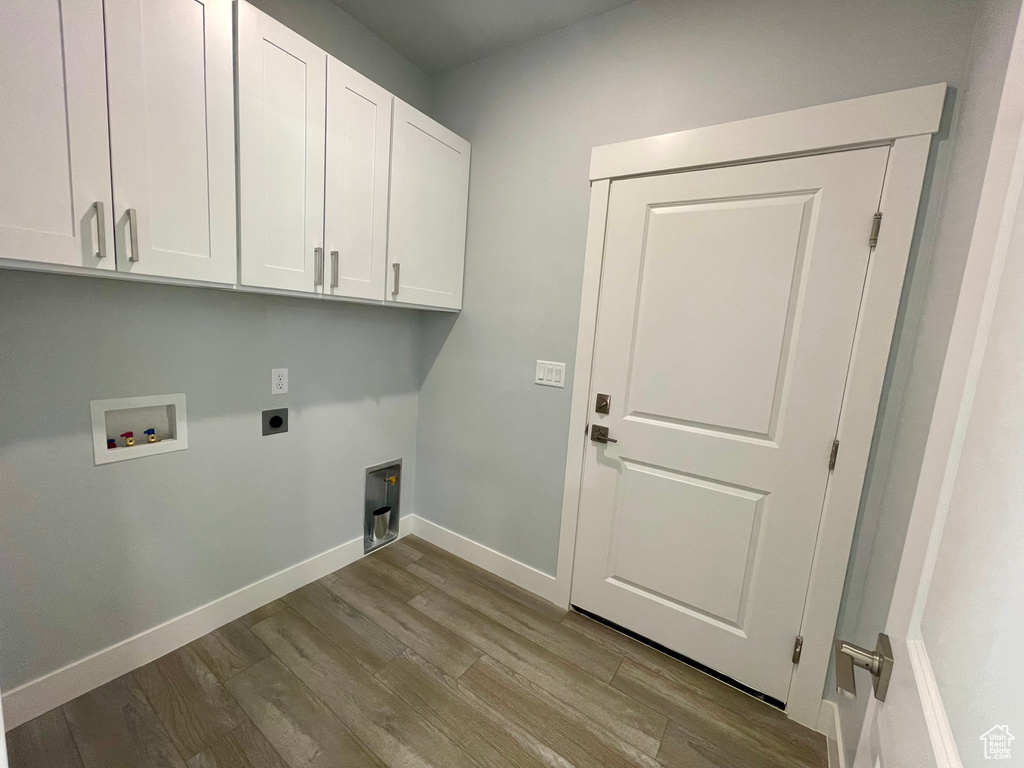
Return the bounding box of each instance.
[105,0,236,283]
[388,100,470,310]
[324,57,392,302]
[0,0,114,270]
[238,1,326,294]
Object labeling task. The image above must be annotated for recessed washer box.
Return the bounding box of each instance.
[90,394,188,465]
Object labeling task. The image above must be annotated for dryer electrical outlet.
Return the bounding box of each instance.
[262,408,288,436]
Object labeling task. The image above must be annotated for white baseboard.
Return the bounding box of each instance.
[405,515,562,606]
[4,510,844,748]
[1,531,383,730]
[818,699,846,768]
[0,516,562,731]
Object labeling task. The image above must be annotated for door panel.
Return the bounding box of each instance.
[238,1,325,293]
[105,0,236,283]
[324,57,392,301]
[611,462,765,626]
[629,194,812,437]
[388,99,469,309]
[572,146,890,702]
[0,0,113,269]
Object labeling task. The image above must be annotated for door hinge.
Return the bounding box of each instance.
[829,439,840,472]
[869,212,883,248]
[793,636,804,664]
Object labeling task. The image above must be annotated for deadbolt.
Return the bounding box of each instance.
[595,393,611,414]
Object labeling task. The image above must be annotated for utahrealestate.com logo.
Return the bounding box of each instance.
[981,726,1015,760]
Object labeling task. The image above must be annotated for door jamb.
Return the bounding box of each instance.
[554,83,947,728]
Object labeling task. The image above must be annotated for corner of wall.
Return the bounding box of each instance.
[246,0,436,114]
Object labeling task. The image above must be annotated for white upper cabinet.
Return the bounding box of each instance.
[323,57,393,302]
[238,2,326,294]
[1,0,470,311]
[104,0,237,284]
[0,0,114,270]
[387,100,470,310]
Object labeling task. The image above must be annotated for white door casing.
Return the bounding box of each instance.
[572,147,890,702]
[557,85,945,726]
[0,0,114,270]
[105,0,236,283]
[854,12,1024,766]
[324,57,392,301]
[388,99,470,310]
[238,1,326,294]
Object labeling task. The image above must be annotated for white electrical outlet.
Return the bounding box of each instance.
[272,368,288,395]
[535,360,566,388]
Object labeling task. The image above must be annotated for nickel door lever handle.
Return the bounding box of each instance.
[834,633,893,701]
[590,425,617,443]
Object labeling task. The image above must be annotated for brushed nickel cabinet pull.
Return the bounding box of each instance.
[127,208,140,262]
[94,201,107,259]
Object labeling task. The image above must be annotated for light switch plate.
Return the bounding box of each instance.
[272,368,288,395]
[535,360,566,388]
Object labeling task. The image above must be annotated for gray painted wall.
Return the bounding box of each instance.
[248,0,434,113]
[832,0,1021,760]
[418,0,981,575]
[0,0,432,693]
[0,272,421,689]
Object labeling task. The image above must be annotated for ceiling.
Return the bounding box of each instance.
[329,0,635,74]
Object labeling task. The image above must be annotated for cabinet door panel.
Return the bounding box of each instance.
[105,0,236,283]
[0,0,113,269]
[238,1,326,294]
[324,57,392,301]
[388,100,470,310]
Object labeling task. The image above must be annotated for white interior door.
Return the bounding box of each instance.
[238,1,326,294]
[853,30,1024,768]
[387,100,469,309]
[105,0,236,283]
[0,0,113,270]
[324,56,392,301]
[571,146,890,702]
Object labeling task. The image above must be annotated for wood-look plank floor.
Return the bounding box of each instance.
[7,535,827,768]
